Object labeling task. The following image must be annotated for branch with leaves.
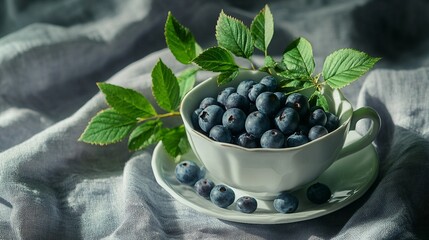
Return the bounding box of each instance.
[79,5,380,158]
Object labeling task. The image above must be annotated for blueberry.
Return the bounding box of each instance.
[237,79,256,98]
[194,178,215,199]
[285,93,309,118]
[307,182,332,204]
[222,108,246,134]
[236,132,259,148]
[273,192,299,213]
[191,108,203,131]
[286,133,309,147]
[260,75,278,92]
[245,111,271,138]
[308,108,327,126]
[274,107,300,135]
[255,92,281,117]
[199,97,220,109]
[236,196,257,213]
[248,83,267,102]
[209,125,232,143]
[260,129,285,148]
[308,125,328,141]
[210,185,235,208]
[325,112,340,132]
[175,160,201,186]
[217,87,236,106]
[198,105,225,133]
[225,93,250,112]
[297,123,310,135]
[274,92,286,105]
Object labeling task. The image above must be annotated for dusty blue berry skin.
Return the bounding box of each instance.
[192,108,203,131]
[260,129,285,148]
[217,87,236,106]
[255,92,281,117]
[286,133,309,147]
[307,182,332,204]
[237,80,256,98]
[222,108,246,134]
[245,111,271,138]
[175,161,201,186]
[209,125,232,143]
[308,125,328,141]
[260,75,278,92]
[210,185,235,208]
[198,105,225,133]
[285,93,310,118]
[194,178,215,199]
[236,132,259,148]
[325,112,340,132]
[274,92,286,105]
[274,107,300,135]
[236,196,257,213]
[248,83,267,102]
[308,108,327,126]
[273,192,299,213]
[199,97,220,109]
[225,93,250,112]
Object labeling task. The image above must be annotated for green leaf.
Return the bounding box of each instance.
[282,37,315,78]
[216,11,254,58]
[193,47,239,72]
[309,92,329,112]
[177,67,198,99]
[276,69,311,81]
[250,5,274,54]
[165,12,199,64]
[162,125,190,157]
[97,83,156,119]
[322,48,380,89]
[128,120,163,151]
[151,59,181,112]
[264,55,276,68]
[79,109,137,144]
[217,70,239,85]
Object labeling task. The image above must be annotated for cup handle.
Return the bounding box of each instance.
[337,107,381,160]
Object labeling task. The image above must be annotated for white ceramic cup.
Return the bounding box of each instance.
[180,71,381,200]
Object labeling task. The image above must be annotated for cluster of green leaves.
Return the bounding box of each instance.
[79,5,380,157]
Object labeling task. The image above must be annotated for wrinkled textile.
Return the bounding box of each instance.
[1,0,429,239]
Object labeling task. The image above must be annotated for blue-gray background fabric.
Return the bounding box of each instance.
[1,0,429,239]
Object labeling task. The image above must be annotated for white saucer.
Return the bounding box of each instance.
[151,131,379,224]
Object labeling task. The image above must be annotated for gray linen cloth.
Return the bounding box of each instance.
[1,0,429,239]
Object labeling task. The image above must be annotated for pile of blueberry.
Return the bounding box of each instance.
[175,160,332,214]
[191,76,340,148]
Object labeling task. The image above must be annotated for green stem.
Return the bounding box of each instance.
[137,111,181,123]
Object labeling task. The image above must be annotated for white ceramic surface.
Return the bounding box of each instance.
[180,71,380,199]
[152,131,379,224]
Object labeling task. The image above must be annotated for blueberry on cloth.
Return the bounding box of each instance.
[307,182,332,204]
[236,196,258,213]
[194,178,215,199]
[175,160,201,186]
[273,192,299,213]
[210,185,235,208]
